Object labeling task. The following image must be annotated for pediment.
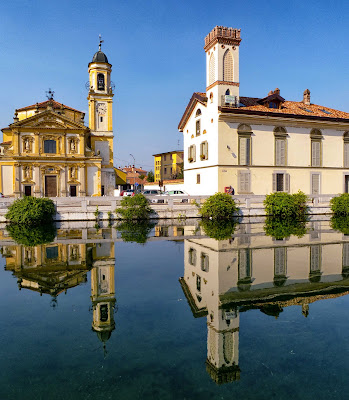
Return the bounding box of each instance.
[11,110,87,130]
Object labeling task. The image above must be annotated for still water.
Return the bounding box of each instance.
[1,219,349,399]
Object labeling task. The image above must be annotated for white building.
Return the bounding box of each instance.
[178,26,349,196]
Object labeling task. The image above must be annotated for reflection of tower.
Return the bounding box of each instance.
[90,242,116,354]
[206,308,240,384]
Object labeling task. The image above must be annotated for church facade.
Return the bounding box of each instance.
[0,42,115,197]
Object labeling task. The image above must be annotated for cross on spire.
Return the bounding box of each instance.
[46,88,54,100]
[99,34,104,51]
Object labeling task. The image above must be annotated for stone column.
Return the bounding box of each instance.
[79,134,85,156]
[13,131,20,156]
[34,132,40,154]
[62,133,66,156]
[61,166,67,197]
[79,165,86,196]
[33,164,41,197]
[14,163,21,197]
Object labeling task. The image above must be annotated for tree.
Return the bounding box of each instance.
[147,170,154,182]
[138,174,145,180]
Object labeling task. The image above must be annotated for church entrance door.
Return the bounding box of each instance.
[45,176,57,197]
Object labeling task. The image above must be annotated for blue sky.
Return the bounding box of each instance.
[1,0,348,171]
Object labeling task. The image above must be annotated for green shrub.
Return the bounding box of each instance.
[200,219,238,240]
[116,194,152,220]
[6,196,55,225]
[264,217,307,239]
[6,222,56,246]
[117,220,155,243]
[330,194,349,216]
[200,193,238,220]
[330,215,349,234]
[264,191,308,218]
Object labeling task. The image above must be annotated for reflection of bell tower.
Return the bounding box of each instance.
[206,308,240,384]
[90,242,116,354]
[87,35,115,196]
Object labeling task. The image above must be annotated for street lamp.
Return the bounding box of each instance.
[129,154,136,192]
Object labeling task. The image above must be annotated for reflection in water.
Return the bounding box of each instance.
[1,226,116,353]
[180,219,349,384]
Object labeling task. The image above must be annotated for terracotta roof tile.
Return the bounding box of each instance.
[17,100,82,113]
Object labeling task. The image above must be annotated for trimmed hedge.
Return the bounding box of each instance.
[6,223,56,246]
[264,191,308,218]
[200,193,238,220]
[200,219,238,240]
[6,196,55,225]
[264,217,307,240]
[330,194,349,216]
[117,194,152,220]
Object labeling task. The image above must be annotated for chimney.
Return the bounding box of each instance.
[268,90,273,96]
[303,89,311,105]
[274,88,280,95]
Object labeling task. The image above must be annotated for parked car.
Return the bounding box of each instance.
[142,190,161,195]
[0,192,4,198]
[163,190,188,196]
[152,190,188,203]
[120,189,135,197]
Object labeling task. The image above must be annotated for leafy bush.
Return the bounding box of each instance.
[6,196,55,225]
[330,194,349,216]
[264,217,307,239]
[116,194,152,220]
[117,220,155,243]
[264,191,308,218]
[200,219,238,240]
[200,193,238,220]
[6,222,56,246]
[330,215,349,234]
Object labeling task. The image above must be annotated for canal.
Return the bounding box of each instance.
[0,218,349,399]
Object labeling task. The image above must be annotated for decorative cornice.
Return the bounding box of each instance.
[204,26,241,52]
[206,81,239,91]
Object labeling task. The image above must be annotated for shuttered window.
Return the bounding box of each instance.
[239,136,251,165]
[310,245,321,272]
[344,142,349,168]
[200,141,208,160]
[188,145,196,162]
[196,120,201,136]
[311,140,321,167]
[272,173,290,192]
[238,249,251,280]
[188,248,197,266]
[275,138,286,166]
[201,253,209,272]
[238,171,251,193]
[311,173,320,194]
[274,248,286,276]
[343,243,349,268]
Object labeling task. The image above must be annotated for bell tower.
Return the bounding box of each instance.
[87,36,115,196]
[204,26,241,108]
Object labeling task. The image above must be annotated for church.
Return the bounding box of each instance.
[0,40,115,197]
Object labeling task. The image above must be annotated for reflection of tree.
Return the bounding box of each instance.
[330,216,349,235]
[117,221,155,243]
[6,223,56,246]
[264,217,307,240]
[200,219,238,240]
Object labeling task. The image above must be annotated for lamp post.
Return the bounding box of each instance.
[130,154,136,192]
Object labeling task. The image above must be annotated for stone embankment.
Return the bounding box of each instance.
[0,194,337,222]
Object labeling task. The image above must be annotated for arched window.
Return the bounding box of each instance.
[237,124,252,166]
[195,109,201,117]
[209,53,215,85]
[274,127,287,166]
[225,89,230,95]
[223,49,234,82]
[97,73,105,90]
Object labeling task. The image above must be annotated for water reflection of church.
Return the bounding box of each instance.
[1,229,116,349]
[180,220,349,384]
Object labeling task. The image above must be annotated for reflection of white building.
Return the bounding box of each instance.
[180,221,349,383]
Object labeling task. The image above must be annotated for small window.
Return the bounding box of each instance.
[100,304,108,322]
[46,246,58,259]
[273,173,290,192]
[70,185,77,197]
[188,248,197,265]
[100,116,103,122]
[200,141,208,160]
[197,174,201,184]
[320,109,332,115]
[188,145,196,162]
[24,186,32,196]
[269,102,277,109]
[196,120,201,136]
[97,73,105,90]
[196,275,201,292]
[225,89,230,95]
[196,109,201,117]
[44,140,56,154]
[201,253,209,272]
[101,185,105,196]
[164,168,167,174]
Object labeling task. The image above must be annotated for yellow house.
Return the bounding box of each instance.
[153,150,184,182]
[0,39,115,197]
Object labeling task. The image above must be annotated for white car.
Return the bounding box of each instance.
[163,190,188,196]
